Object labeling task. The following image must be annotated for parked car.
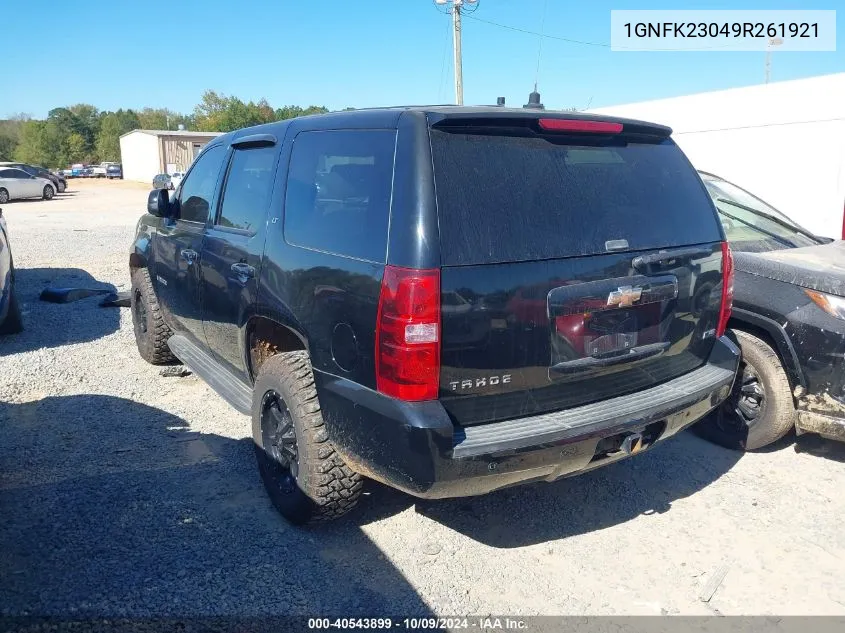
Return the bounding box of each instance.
[70,164,85,178]
[152,173,172,190]
[0,162,66,193]
[695,171,845,449]
[0,207,23,334]
[106,164,122,179]
[170,171,185,189]
[0,167,55,202]
[129,109,739,525]
[91,165,107,178]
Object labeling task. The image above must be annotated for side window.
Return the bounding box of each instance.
[0,169,15,178]
[177,145,226,224]
[216,146,278,233]
[284,129,396,262]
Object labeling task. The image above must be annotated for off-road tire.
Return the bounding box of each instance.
[42,185,54,200]
[695,330,797,450]
[130,267,175,364]
[0,188,9,204]
[252,351,363,525]
[0,274,23,335]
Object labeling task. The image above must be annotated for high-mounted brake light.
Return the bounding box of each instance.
[376,266,441,401]
[538,119,623,134]
[716,242,734,338]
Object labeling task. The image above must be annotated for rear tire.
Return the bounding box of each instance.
[694,330,796,450]
[42,185,54,200]
[0,188,9,204]
[0,278,23,335]
[130,267,175,364]
[252,352,363,525]
[57,181,66,193]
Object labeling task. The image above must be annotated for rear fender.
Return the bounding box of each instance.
[730,307,806,390]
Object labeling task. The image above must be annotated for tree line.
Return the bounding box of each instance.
[0,91,333,169]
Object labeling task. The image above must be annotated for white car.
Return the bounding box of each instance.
[170,171,185,189]
[0,167,55,202]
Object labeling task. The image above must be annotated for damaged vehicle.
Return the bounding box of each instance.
[696,171,845,448]
[129,108,739,524]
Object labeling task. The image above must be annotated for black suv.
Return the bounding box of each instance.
[130,107,740,524]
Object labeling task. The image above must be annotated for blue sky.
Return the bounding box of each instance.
[2,0,842,118]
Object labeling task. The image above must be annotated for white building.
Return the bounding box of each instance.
[591,73,845,238]
[119,130,223,184]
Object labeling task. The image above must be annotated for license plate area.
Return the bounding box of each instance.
[548,274,678,372]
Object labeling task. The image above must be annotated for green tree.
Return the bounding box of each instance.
[137,107,193,131]
[14,120,50,166]
[274,105,329,120]
[96,109,141,162]
[194,91,279,132]
[65,132,89,164]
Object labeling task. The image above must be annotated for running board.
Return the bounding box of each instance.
[167,334,252,415]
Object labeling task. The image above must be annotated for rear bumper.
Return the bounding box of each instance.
[315,335,740,499]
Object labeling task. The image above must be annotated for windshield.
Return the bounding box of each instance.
[700,175,820,252]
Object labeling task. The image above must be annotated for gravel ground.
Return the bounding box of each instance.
[2,180,845,618]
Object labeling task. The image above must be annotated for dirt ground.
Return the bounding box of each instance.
[2,181,845,618]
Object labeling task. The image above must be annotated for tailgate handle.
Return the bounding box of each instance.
[632,247,713,271]
[550,341,671,375]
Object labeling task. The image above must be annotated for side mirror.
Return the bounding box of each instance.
[147,188,171,218]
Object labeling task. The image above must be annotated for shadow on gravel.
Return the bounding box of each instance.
[794,433,845,463]
[414,431,744,548]
[0,395,432,618]
[0,268,119,354]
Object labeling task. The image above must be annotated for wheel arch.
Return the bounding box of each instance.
[244,313,309,383]
[729,307,806,392]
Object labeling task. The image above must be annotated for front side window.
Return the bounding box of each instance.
[216,146,278,233]
[178,145,226,223]
[284,129,396,262]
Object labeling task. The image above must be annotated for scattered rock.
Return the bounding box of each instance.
[159,366,192,378]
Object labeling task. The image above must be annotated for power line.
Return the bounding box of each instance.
[463,12,738,51]
[463,12,610,47]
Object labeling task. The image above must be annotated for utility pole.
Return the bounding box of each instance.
[436,0,477,105]
[452,1,463,105]
[765,37,784,84]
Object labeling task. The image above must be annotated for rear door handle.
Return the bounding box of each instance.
[231,262,255,279]
[180,248,198,264]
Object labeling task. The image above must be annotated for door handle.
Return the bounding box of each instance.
[231,262,255,279]
[180,248,198,265]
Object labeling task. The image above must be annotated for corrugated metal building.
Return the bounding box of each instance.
[119,130,223,183]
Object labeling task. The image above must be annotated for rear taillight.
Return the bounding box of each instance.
[376,266,440,401]
[538,119,623,134]
[716,241,734,337]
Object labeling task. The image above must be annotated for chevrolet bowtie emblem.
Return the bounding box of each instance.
[607,285,643,308]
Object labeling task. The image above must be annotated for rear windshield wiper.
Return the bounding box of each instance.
[715,197,820,244]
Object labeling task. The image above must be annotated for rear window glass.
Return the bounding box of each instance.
[431,130,721,265]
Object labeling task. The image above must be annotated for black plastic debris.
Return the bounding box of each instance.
[39,287,112,303]
[99,291,131,308]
